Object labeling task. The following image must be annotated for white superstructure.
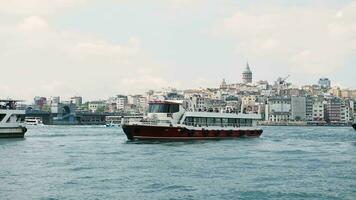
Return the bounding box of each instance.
[125,100,262,130]
[0,100,27,138]
[25,117,44,126]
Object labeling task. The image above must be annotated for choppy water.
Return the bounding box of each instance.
[1,126,356,200]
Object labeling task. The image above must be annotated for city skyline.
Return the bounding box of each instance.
[1,0,355,101]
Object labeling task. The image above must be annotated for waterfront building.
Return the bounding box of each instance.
[291,96,306,121]
[242,62,253,84]
[341,101,351,123]
[137,96,148,113]
[318,78,331,89]
[70,96,83,107]
[126,95,148,113]
[127,95,138,105]
[324,97,341,124]
[34,96,47,110]
[49,96,60,105]
[266,96,291,122]
[107,95,128,112]
[312,101,325,122]
[116,95,127,110]
[88,101,106,113]
[305,96,314,121]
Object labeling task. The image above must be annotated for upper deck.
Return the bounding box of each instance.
[0,99,24,110]
[183,112,262,120]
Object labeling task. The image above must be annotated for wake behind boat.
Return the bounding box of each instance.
[0,100,27,138]
[122,100,263,140]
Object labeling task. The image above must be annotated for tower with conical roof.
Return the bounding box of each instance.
[242,62,253,84]
[220,78,227,89]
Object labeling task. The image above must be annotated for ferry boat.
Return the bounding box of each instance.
[352,121,356,131]
[0,100,27,138]
[25,117,44,126]
[122,100,263,140]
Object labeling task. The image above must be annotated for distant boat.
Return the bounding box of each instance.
[0,100,27,138]
[25,117,44,126]
[105,115,122,127]
[105,122,121,127]
[353,123,356,131]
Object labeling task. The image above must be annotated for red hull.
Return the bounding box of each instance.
[122,125,263,140]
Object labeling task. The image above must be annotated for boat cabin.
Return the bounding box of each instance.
[0,100,26,127]
[180,112,261,128]
[144,101,185,125]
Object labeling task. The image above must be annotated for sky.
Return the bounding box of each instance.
[0,0,355,102]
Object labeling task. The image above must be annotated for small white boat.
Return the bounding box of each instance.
[105,122,121,127]
[0,100,27,138]
[25,117,44,126]
[105,116,122,127]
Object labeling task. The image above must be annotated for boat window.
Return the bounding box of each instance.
[148,104,179,113]
[246,119,252,126]
[0,114,5,122]
[215,118,222,125]
[222,118,228,125]
[239,119,246,126]
[198,117,207,126]
[207,118,215,126]
[228,118,236,124]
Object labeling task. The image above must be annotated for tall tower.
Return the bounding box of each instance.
[220,78,227,90]
[242,62,253,84]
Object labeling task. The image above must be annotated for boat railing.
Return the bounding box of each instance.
[183,122,253,127]
[122,116,144,125]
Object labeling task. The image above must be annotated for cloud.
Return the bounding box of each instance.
[70,37,141,65]
[214,2,356,75]
[119,74,169,93]
[166,0,204,9]
[0,14,176,100]
[17,16,49,32]
[0,0,87,15]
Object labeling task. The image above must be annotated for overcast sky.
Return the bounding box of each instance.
[0,0,355,101]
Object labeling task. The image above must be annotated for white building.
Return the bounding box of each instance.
[70,96,83,107]
[266,97,291,122]
[341,101,351,123]
[312,101,325,122]
[88,101,106,113]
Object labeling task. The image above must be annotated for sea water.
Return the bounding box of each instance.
[1,126,356,200]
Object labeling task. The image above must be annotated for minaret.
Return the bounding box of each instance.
[242,62,253,84]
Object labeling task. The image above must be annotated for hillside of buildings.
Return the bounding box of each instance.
[25,64,356,126]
